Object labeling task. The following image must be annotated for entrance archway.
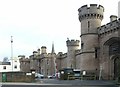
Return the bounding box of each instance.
[104,37,120,80]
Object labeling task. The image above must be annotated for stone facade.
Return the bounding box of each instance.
[20,4,120,80]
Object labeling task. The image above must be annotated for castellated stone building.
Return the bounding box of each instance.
[58,4,120,80]
[19,46,56,77]
[20,4,120,80]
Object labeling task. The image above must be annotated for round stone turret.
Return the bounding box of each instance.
[78,4,104,71]
[78,4,104,22]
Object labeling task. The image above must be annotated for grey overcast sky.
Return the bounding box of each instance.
[0,0,119,60]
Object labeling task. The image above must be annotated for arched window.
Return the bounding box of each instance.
[109,42,120,55]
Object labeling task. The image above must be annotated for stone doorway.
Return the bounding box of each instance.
[114,57,120,80]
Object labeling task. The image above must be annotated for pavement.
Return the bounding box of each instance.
[36,79,118,85]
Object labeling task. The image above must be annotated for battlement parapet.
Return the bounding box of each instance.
[66,39,80,46]
[41,46,47,49]
[78,4,104,21]
[98,18,120,35]
[62,53,67,58]
[56,52,67,59]
[18,55,25,58]
[56,52,63,58]
[19,58,30,62]
[57,52,63,56]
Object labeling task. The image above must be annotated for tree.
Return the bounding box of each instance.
[3,57,9,62]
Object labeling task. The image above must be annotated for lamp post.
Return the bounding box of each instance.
[11,36,13,72]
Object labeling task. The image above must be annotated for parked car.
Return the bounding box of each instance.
[47,73,60,79]
[47,75,53,79]
[35,73,44,78]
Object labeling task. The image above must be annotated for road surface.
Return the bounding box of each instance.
[1,79,119,87]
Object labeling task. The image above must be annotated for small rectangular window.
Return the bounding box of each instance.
[95,47,99,58]
[47,59,49,65]
[88,21,90,28]
[47,69,49,75]
[3,66,6,69]
[88,21,90,32]
[14,65,17,69]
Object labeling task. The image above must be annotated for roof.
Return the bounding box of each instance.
[0,62,11,65]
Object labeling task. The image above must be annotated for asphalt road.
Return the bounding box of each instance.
[1,79,119,87]
[1,85,119,87]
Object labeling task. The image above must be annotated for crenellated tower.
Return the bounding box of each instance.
[41,46,47,54]
[66,39,80,68]
[78,4,104,71]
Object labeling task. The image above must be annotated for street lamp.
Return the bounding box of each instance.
[11,36,13,72]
